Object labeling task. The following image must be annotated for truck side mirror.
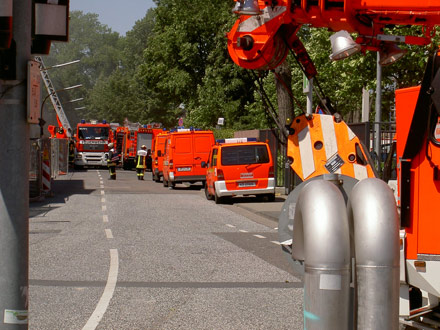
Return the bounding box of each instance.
[201,161,207,168]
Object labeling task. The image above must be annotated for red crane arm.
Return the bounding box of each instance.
[227,0,440,72]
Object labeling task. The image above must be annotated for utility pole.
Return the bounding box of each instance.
[0,0,31,328]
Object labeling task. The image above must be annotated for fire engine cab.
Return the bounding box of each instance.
[74,120,110,169]
[203,138,275,204]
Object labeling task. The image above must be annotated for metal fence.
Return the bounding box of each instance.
[29,138,69,200]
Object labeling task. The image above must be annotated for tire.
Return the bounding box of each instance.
[214,191,224,204]
[205,185,213,200]
[169,181,176,189]
[163,178,169,187]
[266,193,276,202]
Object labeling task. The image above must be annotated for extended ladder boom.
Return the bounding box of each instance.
[35,56,72,138]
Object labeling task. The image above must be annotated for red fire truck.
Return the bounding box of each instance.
[74,120,111,169]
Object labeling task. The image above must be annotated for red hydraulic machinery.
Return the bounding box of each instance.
[228,1,440,328]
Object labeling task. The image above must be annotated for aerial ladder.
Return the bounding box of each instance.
[228,1,440,329]
[35,56,72,138]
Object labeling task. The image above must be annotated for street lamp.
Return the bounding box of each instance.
[64,97,84,104]
[40,59,80,71]
[40,84,82,137]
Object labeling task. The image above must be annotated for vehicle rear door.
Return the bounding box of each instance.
[193,133,214,175]
[174,134,193,173]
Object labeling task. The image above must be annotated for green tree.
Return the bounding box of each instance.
[137,0,259,129]
[44,11,122,123]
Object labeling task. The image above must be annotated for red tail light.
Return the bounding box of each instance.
[217,169,225,180]
[169,160,173,169]
[269,165,274,178]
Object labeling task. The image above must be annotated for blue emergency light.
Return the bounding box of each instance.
[216,137,258,144]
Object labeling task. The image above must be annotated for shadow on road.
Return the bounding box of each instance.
[30,178,95,211]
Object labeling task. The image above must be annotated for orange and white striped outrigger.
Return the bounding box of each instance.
[287,114,376,182]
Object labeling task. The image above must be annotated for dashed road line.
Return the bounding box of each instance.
[101,198,106,203]
[103,215,109,223]
[105,229,113,239]
[102,205,107,212]
[225,224,281,244]
[100,190,105,195]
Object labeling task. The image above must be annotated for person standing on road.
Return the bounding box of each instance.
[146,148,152,171]
[136,145,148,180]
[107,143,118,180]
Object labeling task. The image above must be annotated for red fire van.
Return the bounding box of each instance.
[203,138,275,204]
[152,131,169,182]
[162,129,215,188]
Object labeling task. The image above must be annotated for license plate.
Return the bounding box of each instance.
[177,167,191,172]
[238,181,256,188]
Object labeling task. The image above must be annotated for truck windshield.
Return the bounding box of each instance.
[78,127,109,140]
[221,145,269,165]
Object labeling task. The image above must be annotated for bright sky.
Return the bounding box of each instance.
[69,0,156,35]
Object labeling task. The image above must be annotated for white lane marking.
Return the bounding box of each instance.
[100,190,105,195]
[100,185,104,189]
[274,227,278,230]
[82,249,118,330]
[271,241,281,245]
[101,198,106,203]
[239,229,248,233]
[225,224,236,228]
[102,205,107,212]
[105,229,113,239]
[253,234,266,239]
[102,215,108,223]
[100,181,103,185]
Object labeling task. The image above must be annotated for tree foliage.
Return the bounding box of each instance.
[44,6,440,129]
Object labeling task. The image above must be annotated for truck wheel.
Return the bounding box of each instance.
[266,193,275,202]
[169,182,176,189]
[205,185,213,200]
[214,192,224,204]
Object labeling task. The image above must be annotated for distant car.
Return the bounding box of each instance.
[203,138,276,204]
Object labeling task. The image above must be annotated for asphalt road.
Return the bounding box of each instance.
[29,168,303,329]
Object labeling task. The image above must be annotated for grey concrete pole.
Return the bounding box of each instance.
[0,0,31,328]
[375,52,382,171]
